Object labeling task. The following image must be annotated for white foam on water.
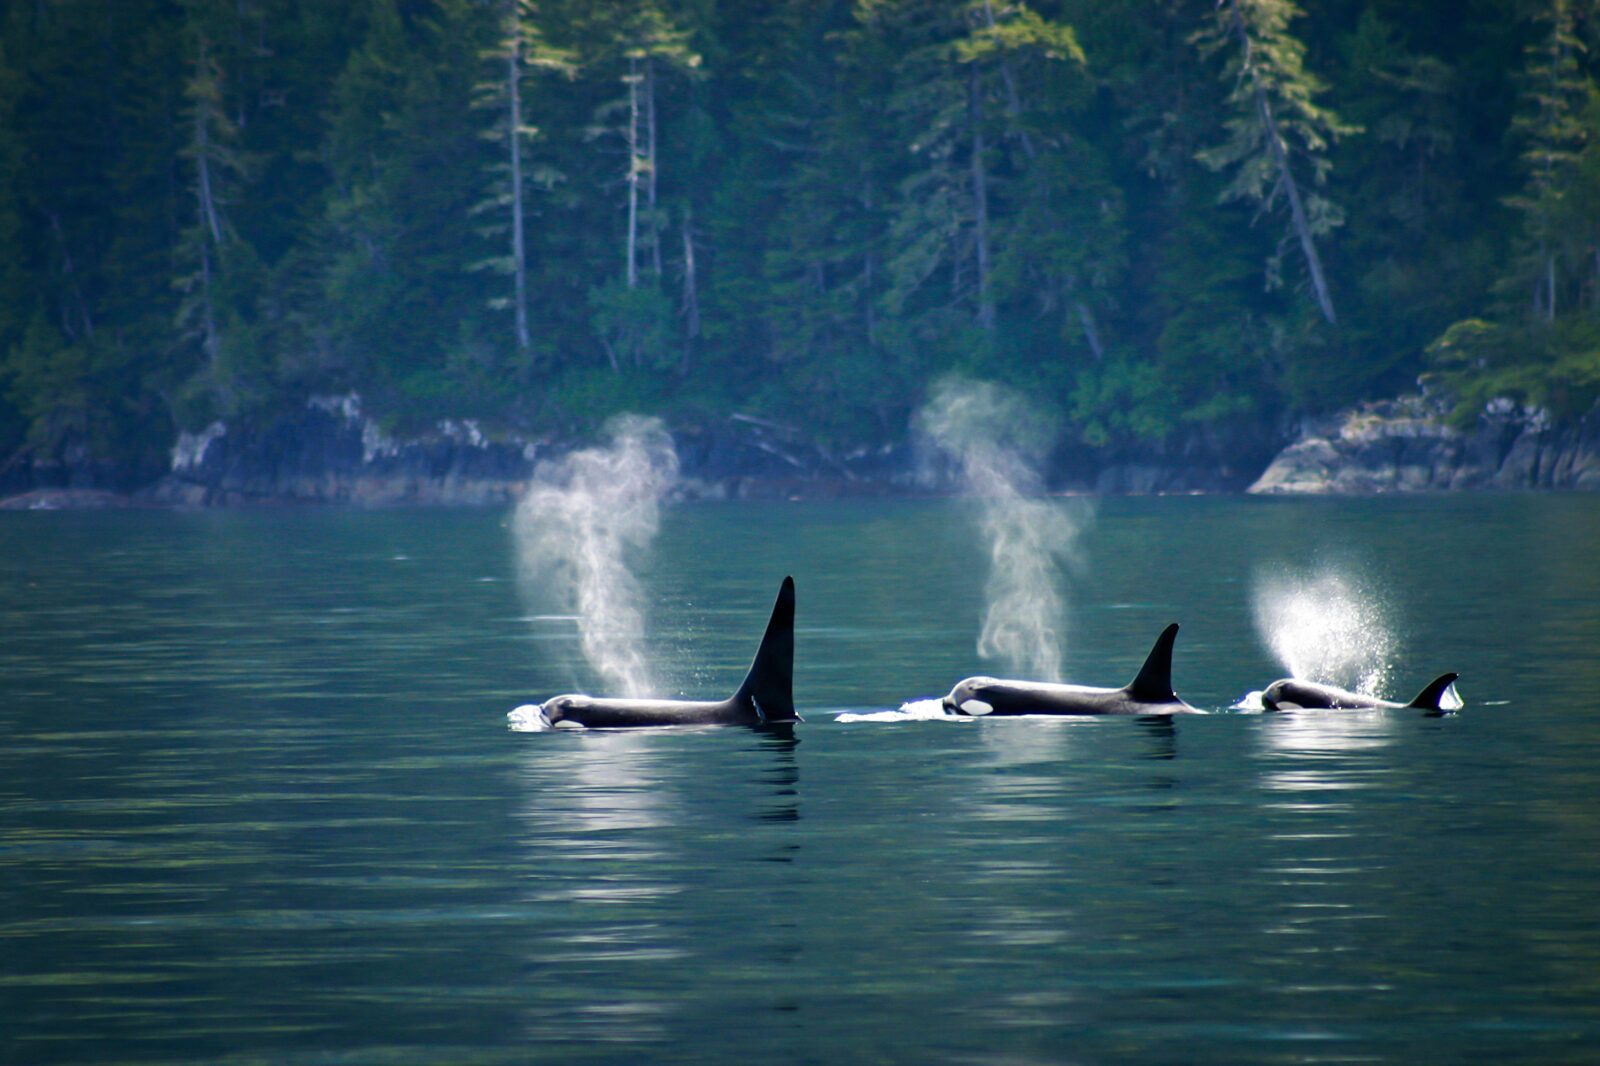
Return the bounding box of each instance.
[835,698,967,724]
[506,704,553,732]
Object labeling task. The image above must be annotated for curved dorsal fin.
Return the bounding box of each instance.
[1125,623,1180,703]
[1406,672,1460,711]
[732,576,796,721]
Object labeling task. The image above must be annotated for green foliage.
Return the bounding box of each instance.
[0,0,1595,481]
[1193,0,1356,326]
[588,277,675,370]
[1497,0,1596,322]
[548,363,671,427]
[2,313,165,463]
[1420,0,1600,428]
[3,315,94,450]
[1427,316,1600,424]
[1070,355,1176,445]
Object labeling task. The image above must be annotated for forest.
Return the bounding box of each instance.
[1,0,1598,482]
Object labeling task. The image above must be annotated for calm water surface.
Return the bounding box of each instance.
[2,496,1598,1063]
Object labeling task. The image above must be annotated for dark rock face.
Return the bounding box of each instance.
[1250,396,1600,494]
[148,399,539,507]
[15,389,1590,509]
[0,488,142,511]
[1061,422,1285,494]
[142,397,915,507]
[0,436,169,498]
[672,415,914,499]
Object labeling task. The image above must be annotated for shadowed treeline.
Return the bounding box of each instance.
[1,0,1597,485]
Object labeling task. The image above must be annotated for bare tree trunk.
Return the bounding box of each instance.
[625,55,640,291]
[981,0,1036,160]
[969,67,995,333]
[1255,87,1336,324]
[645,57,662,278]
[507,20,530,351]
[1547,251,1557,322]
[191,33,223,378]
[46,210,93,341]
[195,43,223,248]
[862,175,876,344]
[680,209,699,338]
[198,232,219,373]
[679,209,698,374]
[1075,301,1105,362]
[1227,0,1336,326]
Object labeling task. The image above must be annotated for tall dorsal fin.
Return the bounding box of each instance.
[732,576,796,721]
[1125,623,1180,703]
[1406,672,1460,711]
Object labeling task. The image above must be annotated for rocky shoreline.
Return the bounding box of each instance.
[2,395,924,510]
[1247,395,1600,494]
[3,392,1597,510]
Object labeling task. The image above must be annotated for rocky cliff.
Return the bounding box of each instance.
[11,391,1594,509]
[144,395,910,506]
[1249,395,1600,493]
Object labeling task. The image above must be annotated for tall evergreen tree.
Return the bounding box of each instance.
[1194,0,1354,325]
[1504,0,1592,322]
[472,0,572,354]
[734,0,899,431]
[174,19,249,414]
[583,0,702,370]
[318,0,491,412]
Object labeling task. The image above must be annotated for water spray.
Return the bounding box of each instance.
[916,376,1090,682]
[1251,565,1395,696]
[513,415,678,697]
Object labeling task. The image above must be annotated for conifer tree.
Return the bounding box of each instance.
[869,0,1090,353]
[0,32,30,359]
[1504,0,1592,323]
[738,0,897,428]
[472,0,573,354]
[317,0,490,407]
[1194,0,1353,325]
[584,0,701,370]
[174,6,254,417]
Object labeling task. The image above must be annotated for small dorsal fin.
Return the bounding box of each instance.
[1406,672,1460,711]
[732,576,796,721]
[1125,623,1180,703]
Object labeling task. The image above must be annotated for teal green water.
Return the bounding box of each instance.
[3,496,1599,1063]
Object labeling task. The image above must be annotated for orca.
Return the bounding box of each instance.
[1260,672,1460,714]
[514,577,798,729]
[942,624,1201,717]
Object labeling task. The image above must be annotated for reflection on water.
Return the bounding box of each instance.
[969,714,1096,770]
[509,727,803,1050]
[1248,711,1401,1000]
[1257,708,1399,795]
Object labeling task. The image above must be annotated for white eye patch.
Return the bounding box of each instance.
[959,699,994,717]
